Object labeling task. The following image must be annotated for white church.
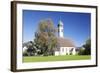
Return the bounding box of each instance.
[23,20,77,56]
[54,20,76,56]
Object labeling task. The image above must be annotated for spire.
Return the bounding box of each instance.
[58,19,63,27]
[59,20,63,25]
[58,18,64,38]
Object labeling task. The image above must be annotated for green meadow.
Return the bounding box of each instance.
[23,55,91,62]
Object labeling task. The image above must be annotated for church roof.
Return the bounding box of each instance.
[55,37,75,51]
[57,37,75,47]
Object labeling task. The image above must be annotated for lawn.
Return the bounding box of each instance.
[23,55,91,62]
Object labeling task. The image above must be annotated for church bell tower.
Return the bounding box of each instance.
[58,20,64,38]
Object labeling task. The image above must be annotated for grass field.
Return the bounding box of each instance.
[23,55,91,62]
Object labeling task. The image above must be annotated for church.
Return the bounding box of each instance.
[54,20,76,56]
[23,19,77,56]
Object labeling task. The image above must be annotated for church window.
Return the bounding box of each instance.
[66,48,67,51]
[62,48,64,52]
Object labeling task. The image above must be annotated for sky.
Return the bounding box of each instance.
[23,10,91,47]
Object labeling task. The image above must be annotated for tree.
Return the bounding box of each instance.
[78,47,85,55]
[82,38,91,55]
[34,18,57,56]
[23,41,37,56]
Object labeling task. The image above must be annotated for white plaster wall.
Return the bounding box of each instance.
[55,51,59,56]
[60,47,66,55]
[72,48,76,55]
[58,27,64,38]
[59,47,76,55]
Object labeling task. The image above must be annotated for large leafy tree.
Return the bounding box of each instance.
[34,18,57,56]
[83,38,91,55]
[79,38,91,55]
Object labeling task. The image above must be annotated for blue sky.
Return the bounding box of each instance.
[23,10,91,47]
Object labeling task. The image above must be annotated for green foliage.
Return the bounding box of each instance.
[23,49,28,56]
[78,38,91,55]
[78,47,85,55]
[34,18,57,56]
[83,38,91,55]
[23,41,37,56]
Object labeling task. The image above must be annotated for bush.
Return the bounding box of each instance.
[23,51,28,56]
[78,48,85,55]
[70,52,72,55]
[43,52,49,56]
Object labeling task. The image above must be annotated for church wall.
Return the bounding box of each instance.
[59,47,76,55]
[54,51,60,56]
[54,47,76,56]
[72,48,76,55]
[58,27,63,38]
[60,47,66,55]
